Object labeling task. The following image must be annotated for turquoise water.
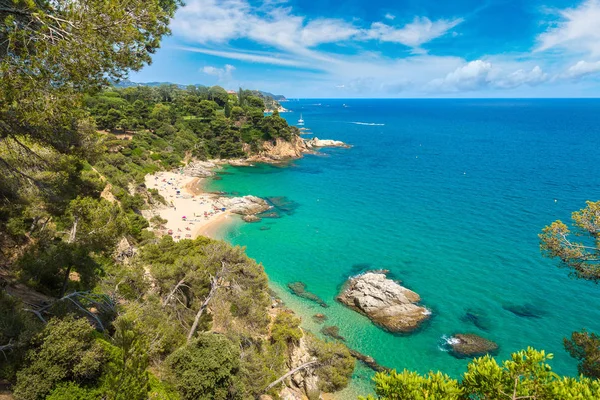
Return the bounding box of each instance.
[207,99,600,397]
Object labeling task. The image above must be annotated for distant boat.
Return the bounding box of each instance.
[297,113,304,126]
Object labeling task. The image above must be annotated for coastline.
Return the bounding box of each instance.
[143,171,234,241]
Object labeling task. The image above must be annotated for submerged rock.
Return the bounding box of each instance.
[503,303,545,319]
[312,313,327,324]
[259,226,271,231]
[460,308,492,332]
[348,349,389,373]
[447,333,499,358]
[287,282,328,308]
[336,272,430,333]
[321,325,346,341]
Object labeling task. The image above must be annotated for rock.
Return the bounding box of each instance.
[448,333,499,358]
[503,303,545,319]
[349,349,389,373]
[114,237,136,262]
[182,161,216,177]
[336,272,430,333]
[304,137,350,149]
[321,325,345,341]
[259,395,274,400]
[260,226,271,231]
[288,282,328,308]
[242,215,261,223]
[216,195,270,215]
[312,314,327,324]
[460,308,492,331]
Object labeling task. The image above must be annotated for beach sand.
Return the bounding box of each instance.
[143,171,235,241]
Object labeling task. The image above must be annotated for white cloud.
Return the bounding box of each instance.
[201,64,236,82]
[180,47,309,67]
[495,66,548,88]
[365,17,463,48]
[173,0,463,55]
[562,60,600,79]
[384,13,395,20]
[536,0,600,57]
[428,61,549,92]
[429,60,493,91]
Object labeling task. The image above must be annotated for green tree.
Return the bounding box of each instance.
[540,200,600,282]
[0,0,180,190]
[13,316,105,400]
[362,348,600,400]
[564,330,600,379]
[540,200,600,378]
[101,317,150,400]
[165,333,242,400]
[208,86,229,107]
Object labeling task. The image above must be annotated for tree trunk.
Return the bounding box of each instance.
[264,361,319,392]
[187,276,218,343]
[60,217,78,297]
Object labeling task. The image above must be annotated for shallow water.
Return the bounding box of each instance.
[207,99,600,397]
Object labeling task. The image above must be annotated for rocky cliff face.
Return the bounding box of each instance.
[337,272,430,333]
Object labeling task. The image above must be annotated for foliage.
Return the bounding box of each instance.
[564,330,600,379]
[13,316,105,400]
[362,348,600,400]
[165,333,242,400]
[0,291,42,380]
[306,334,355,393]
[539,200,600,282]
[0,0,180,219]
[271,310,303,345]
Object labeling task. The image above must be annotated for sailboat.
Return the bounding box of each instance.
[297,113,304,126]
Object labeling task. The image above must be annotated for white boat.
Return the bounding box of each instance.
[297,113,304,126]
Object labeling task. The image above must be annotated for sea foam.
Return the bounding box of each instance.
[350,122,385,126]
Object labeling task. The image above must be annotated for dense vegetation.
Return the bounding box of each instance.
[0,1,351,399]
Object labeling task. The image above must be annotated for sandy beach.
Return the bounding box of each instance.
[143,171,233,240]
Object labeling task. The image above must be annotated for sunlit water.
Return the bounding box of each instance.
[206,99,600,398]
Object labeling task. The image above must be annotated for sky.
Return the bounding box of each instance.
[130,0,600,98]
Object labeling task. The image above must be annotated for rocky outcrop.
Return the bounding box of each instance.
[182,160,216,177]
[250,136,307,162]
[337,272,430,333]
[304,137,350,149]
[288,336,321,400]
[242,215,261,223]
[215,195,270,215]
[447,334,499,358]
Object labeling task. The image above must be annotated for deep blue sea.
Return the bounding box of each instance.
[207,99,600,398]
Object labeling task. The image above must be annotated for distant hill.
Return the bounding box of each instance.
[113,80,286,101]
[258,90,287,101]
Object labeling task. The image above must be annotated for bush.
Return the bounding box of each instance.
[165,333,242,400]
[13,316,105,400]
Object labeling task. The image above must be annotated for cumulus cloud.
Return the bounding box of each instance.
[561,60,600,79]
[201,64,236,82]
[429,60,493,91]
[495,66,548,89]
[365,17,463,49]
[384,13,396,20]
[536,0,600,57]
[428,61,549,92]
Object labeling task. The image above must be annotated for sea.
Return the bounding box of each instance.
[205,99,600,398]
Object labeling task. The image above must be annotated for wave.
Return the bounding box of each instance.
[438,335,459,352]
[350,122,385,126]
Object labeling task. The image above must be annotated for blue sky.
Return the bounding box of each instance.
[130,0,600,97]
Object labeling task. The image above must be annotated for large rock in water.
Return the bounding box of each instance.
[337,272,430,333]
[448,334,499,358]
[216,195,270,215]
